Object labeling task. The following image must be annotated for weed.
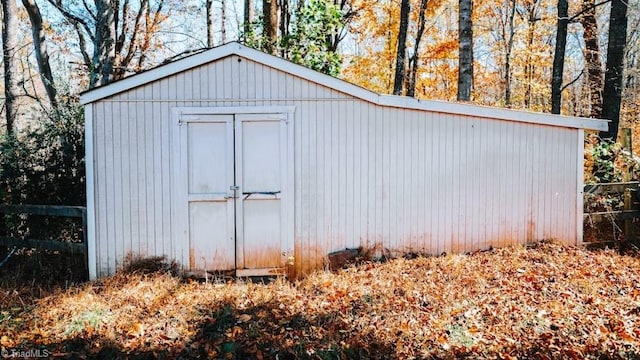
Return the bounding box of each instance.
[63,308,106,336]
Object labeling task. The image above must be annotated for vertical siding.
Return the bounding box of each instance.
[94,102,106,274]
[91,54,582,276]
[111,95,124,269]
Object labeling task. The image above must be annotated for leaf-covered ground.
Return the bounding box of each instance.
[2,242,640,359]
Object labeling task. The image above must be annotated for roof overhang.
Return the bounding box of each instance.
[80,42,609,132]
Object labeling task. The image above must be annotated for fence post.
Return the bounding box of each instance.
[624,188,635,243]
[82,208,88,271]
[621,128,633,155]
[622,128,633,182]
[621,128,635,244]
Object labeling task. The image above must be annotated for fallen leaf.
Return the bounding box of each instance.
[237,314,252,323]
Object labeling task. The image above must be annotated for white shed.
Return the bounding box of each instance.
[81,42,608,279]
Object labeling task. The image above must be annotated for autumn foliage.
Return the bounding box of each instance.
[1,242,640,358]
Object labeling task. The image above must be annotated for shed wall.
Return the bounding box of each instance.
[90,54,581,276]
[293,103,580,274]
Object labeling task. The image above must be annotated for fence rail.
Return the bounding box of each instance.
[584,182,640,244]
[584,182,640,196]
[584,210,640,223]
[0,185,636,252]
[0,204,87,254]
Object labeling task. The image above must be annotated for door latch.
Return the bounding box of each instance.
[225,185,240,199]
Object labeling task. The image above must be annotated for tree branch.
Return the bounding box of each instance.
[82,0,96,21]
[73,22,92,69]
[136,0,156,70]
[122,0,148,65]
[115,0,129,54]
[21,0,58,109]
[160,47,208,64]
[46,0,94,41]
[561,69,585,92]
[567,0,611,22]
[18,53,49,113]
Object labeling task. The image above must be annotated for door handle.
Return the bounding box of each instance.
[242,191,281,200]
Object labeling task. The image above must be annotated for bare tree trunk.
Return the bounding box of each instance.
[244,0,254,35]
[457,0,473,101]
[221,0,226,43]
[551,0,568,114]
[328,0,355,53]
[504,0,516,106]
[118,0,164,78]
[600,0,628,141]
[524,2,541,109]
[580,0,603,118]
[263,0,278,54]
[91,0,116,87]
[407,0,429,97]
[206,0,214,47]
[1,0,19,134]
[393,0,410,95]
[21,0,58,110]
[279,0,289,44]
[47,0,166,87]
[524,30,533,108]
[626,49,638,122]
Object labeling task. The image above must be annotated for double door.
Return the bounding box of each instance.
[178,113,287,273]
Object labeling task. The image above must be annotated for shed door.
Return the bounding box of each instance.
[235,114,287,270]
[184,115,235,270]
[181,113,287,273]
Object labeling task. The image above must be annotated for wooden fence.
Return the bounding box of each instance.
[583,182,640,244]
[0,186,635,255]
[0,204,87,254]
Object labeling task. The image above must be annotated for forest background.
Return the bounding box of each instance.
[0,0,638,206]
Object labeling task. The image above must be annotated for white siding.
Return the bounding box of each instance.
[90,54,582,277]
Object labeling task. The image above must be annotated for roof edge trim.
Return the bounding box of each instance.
[80,42,609,132]
[378,95,609,131]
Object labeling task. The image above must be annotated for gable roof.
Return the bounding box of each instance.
[80,42,608,131]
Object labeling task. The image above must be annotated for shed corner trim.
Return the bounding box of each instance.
[84,104,98,280]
